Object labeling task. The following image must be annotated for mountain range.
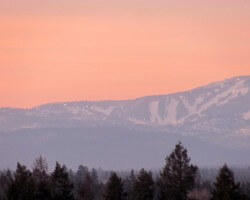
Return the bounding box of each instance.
[0,76,250,170]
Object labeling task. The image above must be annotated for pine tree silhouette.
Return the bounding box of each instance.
[7,163,35,200]
[132,168,154,200]
[104,172,124,200]
[158,142,197,200]
[32,156,51,200]
[51,162,74,200]
[212,164,244,200]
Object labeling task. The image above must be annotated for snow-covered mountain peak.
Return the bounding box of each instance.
[1,76,250,169]
[0,76,249,132]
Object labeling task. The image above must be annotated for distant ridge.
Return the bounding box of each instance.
[0,76,250,169]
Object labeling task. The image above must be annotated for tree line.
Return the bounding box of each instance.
[0,142,250,200]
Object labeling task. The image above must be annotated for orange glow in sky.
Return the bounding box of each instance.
[0,0,250,108]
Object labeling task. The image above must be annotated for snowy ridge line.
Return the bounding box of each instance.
[0,76,249,133]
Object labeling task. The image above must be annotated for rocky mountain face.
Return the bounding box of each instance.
[0,76,250,169]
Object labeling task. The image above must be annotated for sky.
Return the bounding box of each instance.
[0,0,250,108]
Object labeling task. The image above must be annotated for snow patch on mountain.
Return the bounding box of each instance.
[164,99,179,124]
[182,94,205,118]
[127,117,146,125]
[231,126,250,137]
[217,79,248,105]
[93,106,116,116]
[243,111,250,120]
[149,101,161,123]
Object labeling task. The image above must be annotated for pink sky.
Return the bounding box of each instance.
[0,0,250,108]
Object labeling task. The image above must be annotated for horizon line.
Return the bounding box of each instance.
[1,75,249,110]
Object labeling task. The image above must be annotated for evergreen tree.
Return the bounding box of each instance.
[77,172,94,200]
[7,163,35,200]
[243,182,250,199]
[132,168,154,200]
[75,165,89,199]
[75,166,99,200]
[0,170,13,200]
[104,172,124,200]
[32,156,51,200]
[158,142,198,200]
[51,162,74,200]
[76,165,89,183]
[212,164,244,200]
[124,170,136,200]
[90,169,101,200]
[129,170,136,186]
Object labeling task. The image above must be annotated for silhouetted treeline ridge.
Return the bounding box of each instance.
[0,142,250,200]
